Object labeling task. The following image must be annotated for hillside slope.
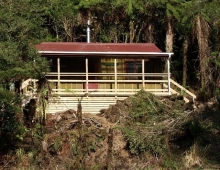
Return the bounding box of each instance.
[0,91,220,169]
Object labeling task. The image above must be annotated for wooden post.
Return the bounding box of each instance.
[142,59,145,89]
[57,57,60,93]
[114,59,117,97]
[86,58,88,93]
[167,54,171,95]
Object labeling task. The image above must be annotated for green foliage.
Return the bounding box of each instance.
[163,158,180,170]
[69,124,107,169]
[0,90,27,152]
[0,42,49,82]
[119,126,166,156]
[0,0,50,152]
[128,90,165,123]
[54,136,63,151]
[181,106,220,163]
[37,88,49,124]
[16,148,25,163]
[118,90,169,156]
[78,0,104,8]
[112,0,144,16]
[32,123,44,143]
[0,0,50,82]
[117,90,220,167]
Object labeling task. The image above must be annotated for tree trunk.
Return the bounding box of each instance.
[182,36,189,87]
[62,17,74,42]
[146,22,154,43]
[129,20,134,43]
[166,18,174,52]
[164,18,174,74]
[195,14,210,89]
[136,21,145,43]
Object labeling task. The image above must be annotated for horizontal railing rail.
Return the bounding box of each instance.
[46,72,168,77]
[47,79,168,83]
[52,88,168,92]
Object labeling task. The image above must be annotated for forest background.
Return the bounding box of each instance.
[1,0,220,94]
[0,0,220,168]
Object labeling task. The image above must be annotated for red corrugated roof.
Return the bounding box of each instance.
[36,42,162,52]
[35,42,172,57]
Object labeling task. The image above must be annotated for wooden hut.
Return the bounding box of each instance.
[34,42,174,113]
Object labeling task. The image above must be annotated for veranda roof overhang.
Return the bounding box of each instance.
[36,42,174,58]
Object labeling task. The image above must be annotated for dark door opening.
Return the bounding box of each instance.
[88,58,100,80]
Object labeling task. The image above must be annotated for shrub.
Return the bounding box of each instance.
[0,90,27,152]
[120,90,169,156]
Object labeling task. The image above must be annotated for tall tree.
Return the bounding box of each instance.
[177,0,194,87]
[194,14,210,89]
[45,0,81,42]
[0,0,49,83]
[162,0,182,52]
[111,0,145,43]
[190,0,220,90]
[0,0,49,150]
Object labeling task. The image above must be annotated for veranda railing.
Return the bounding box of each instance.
[45,72,169,96]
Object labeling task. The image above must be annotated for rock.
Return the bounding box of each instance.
[197,103,206,112]
[207,102,214,108]
[184,101,194,111]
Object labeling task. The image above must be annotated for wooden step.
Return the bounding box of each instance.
[47,96,127,114]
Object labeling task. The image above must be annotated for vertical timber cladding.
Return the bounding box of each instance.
[100,58,124,91]
[100,58,163,91]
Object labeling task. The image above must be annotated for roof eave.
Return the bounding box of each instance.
[38,51,174,58]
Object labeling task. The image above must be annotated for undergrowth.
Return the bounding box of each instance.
[1,89,220,169]
[118,90,220,169]
[0,90,27,153]
[119,90,171,157]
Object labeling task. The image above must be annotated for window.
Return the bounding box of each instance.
[125,61,142,80]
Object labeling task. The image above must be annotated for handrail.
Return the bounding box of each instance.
[48,79,168,83]
[47,72,168,74]
[170,79,196,99]
[46,72,168,77]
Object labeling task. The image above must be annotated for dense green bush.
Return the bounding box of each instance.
[0,90,27,152]
[120,90,169,156]
[128,90,165,124]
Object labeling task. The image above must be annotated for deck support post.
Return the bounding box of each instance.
[167,54,171,95]
[86,58,89,94]
[114,59,117,98]
[142,59,145,89]
[57,57,60,93]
